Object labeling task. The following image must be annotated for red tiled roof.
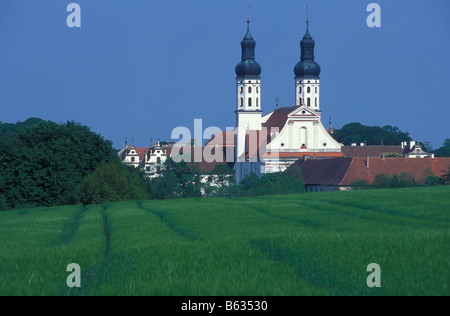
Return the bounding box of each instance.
[292,157,353,185]
[264,106,298,131]
[292,157,450,186]
[341,157,450,185]
[205,131,236,147]
[342,146,404,158]
[135,148,149,161]
[264,152,344,159]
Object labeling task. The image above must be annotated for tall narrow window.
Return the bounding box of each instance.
[315,86,318,93]
[248,86,252,93]
[256,86,259,94]
[307,86,311,93]
[240,98,243,107]
[248,98,252,107]
[315,98,317,106]
[299,98,302,105]
[299,86,302,93]
[240,86,243,93]
[256,98,259,107]
[307,98,311,107]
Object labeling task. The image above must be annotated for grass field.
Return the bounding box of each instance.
[0,186,449,296]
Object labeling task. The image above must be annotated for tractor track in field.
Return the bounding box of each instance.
[284,199,419,228]
[54,206,87,246]
[250,206,323,229]
[320,199,450,224]
[137,201,202,241]
[65,205,112,296]
[249,239,351,296]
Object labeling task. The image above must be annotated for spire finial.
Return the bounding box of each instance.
[305,3,310,27]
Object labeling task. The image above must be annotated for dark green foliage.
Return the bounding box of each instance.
[0,120,118,209]
[203,164,237,198]
[372,172,416,188]
[239,166,306,197]
[149,158,203,199]
[420,169,439,186]
[439,167,450,185]
[381,152,404,158]
[434,139,450,157]
[0,194,8,211]
[332,122,412,146]
[349,180,371,190]
[79,162,149,205]
[0,118,43,140]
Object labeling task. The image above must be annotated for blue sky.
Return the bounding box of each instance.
[0,0,449,149]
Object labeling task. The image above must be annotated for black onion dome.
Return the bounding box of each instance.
[294,20,320,79]
[235,19,261,79]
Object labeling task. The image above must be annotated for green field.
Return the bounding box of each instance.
[0,186,449,296]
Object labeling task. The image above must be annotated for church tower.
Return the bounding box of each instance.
[235,17,262,131]
[294,18,321,114]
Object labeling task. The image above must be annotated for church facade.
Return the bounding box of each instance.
[220,17,343,182]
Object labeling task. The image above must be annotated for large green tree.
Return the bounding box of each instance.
[0,118,43,140]
[434,139,450,157]
[79,162,149,205]
[239,166,305,197]
[0,120,118,209]
[332,123,412,146]
[149,158,203,199]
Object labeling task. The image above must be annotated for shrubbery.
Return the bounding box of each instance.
[79,162,149,205]
[148,160,305,199]
[350,170,449,190]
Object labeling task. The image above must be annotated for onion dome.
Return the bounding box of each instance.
[235,18,261,79]
[294,19,321,79]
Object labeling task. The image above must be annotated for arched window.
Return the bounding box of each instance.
[315,86,318,93]
[315,98,317,106]
[240,98,243,107]
[256,98,259,107]
[256,86,259,94]
[240,86,243,93]
[307,98,311,107]
[248,86,252,93]
[299,98,302,105]
[299,86,302,93]
[307,86,311,93]
[248,97,252,107]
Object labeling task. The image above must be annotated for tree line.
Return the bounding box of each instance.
[332,123,450,156]
[0,119,305,211]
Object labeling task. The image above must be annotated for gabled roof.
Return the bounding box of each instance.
[342,146,404,158]
[292,157,450,186]
[264,106,298,131]
[292,157,353,185]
